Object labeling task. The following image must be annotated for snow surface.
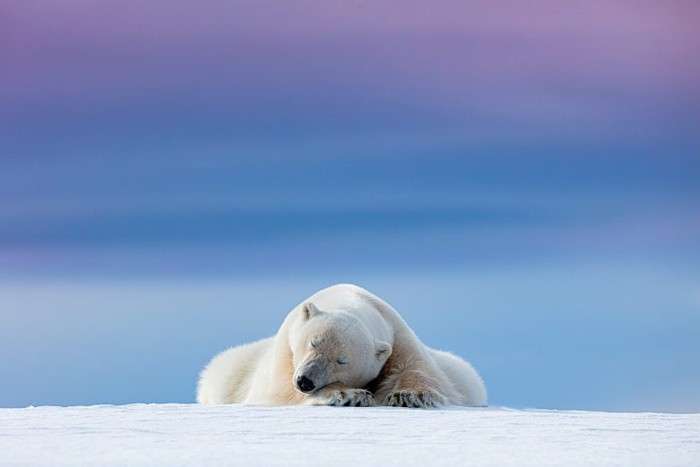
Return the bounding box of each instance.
[1,404,698,466]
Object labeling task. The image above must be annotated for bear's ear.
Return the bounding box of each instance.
[302,302,322,320]
[375,341,392,360]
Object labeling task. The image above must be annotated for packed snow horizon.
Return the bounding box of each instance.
[1,404,698,466]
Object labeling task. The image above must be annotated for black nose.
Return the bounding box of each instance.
[296,375,315,393]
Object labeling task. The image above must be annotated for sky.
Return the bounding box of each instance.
[1,1,699,411]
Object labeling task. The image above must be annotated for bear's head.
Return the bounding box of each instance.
[289,302,392,394]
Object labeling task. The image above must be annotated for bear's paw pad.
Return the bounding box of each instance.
[327,388,375,407]
[384,390,442,408]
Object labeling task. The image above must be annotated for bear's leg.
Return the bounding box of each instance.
[305,383,375,407]
[379,369,447,408]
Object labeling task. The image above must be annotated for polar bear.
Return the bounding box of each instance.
[197,284,487,408]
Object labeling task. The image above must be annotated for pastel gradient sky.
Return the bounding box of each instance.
[1,1,699,410]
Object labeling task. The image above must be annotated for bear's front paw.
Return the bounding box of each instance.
[383,390,444,408]
[324,388,375,407]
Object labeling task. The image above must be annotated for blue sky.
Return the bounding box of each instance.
[1,0,699,410]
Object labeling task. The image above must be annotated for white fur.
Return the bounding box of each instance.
[197,284,487,407]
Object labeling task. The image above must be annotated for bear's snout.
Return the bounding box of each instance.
[294,358,327,393]
[296,375,316,393]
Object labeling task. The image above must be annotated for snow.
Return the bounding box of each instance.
[1,404,698,466]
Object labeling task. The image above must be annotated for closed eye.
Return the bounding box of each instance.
[337,357,349,365]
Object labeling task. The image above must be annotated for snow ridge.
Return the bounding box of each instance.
[1,404,698,466]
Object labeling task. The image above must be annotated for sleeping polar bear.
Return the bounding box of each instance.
[197,284,487,408]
